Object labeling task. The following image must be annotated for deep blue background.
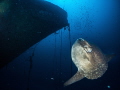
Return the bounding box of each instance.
[0,0,120,90]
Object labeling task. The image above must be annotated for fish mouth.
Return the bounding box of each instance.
[78,38,84,41]
[77,38,86,45]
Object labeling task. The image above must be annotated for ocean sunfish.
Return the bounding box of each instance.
[64,38,114,86]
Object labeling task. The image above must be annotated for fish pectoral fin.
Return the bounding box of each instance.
[64,71,84,86]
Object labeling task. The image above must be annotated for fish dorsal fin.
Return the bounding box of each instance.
[64,71,84,86]
[106,54,116,62]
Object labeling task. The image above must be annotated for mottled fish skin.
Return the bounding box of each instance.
[64,38,111,86]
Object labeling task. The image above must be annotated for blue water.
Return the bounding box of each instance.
[0,0,120,90]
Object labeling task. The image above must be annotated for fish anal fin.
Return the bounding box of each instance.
[64,71,84,86]
[106,53,116,62]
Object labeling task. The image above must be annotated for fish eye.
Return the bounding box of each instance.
[84,45,92,53]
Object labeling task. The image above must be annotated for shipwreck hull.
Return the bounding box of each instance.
[0,0,68,69]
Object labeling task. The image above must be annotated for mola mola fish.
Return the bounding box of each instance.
[64,38,115,86]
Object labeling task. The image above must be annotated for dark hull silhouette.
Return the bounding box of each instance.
[0,0,68,69]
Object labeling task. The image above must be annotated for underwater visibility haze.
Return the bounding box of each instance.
[0,0,120,90]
